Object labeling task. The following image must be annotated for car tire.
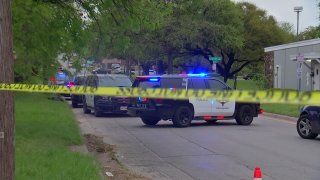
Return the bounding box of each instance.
[94,104,103,117]
[94,110,103,117]
[83,99,91,114]
[72,101,78,108]
[205,120,218,124]
[235,105,254,125]
[172,105,193,128]
[297,114,318,139]
[141,116,160,126]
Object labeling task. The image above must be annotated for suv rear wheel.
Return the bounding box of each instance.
[72,101,78,108]
[297,114,318,139]
[172,105,193,128]
[141,116,160,126]
[235,105,254,125]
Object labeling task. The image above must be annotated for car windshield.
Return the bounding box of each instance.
[55,72,68,81]
[74,77,85,85]
[99,76,132,87]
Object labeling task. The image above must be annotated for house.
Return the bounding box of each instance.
[264,38,320,91]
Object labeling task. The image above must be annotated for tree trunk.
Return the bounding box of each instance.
[0,0,15,180]
[167,52,173,74]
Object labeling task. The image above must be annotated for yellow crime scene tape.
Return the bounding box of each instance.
[0,83,319,105]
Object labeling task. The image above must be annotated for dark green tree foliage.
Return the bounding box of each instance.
[13,0,91,82]
[235,2,294,76]
[298,26,320,40]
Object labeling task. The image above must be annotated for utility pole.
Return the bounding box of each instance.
[294,6,303,36]
[294,6,303,92]
[0,0,15,180]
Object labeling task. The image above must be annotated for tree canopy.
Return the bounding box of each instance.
[12,0,296,82]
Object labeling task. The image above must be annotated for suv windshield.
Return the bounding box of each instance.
[99,76,132,87]
[74,76,85,85]
[134,78,186,89]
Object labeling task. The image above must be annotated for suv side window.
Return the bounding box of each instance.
[85,76,91,87]
[188,79,207,90]
[89,76,98,87]
[207,79,228,90]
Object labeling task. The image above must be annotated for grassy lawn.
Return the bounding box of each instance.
[228,79,300,117]
[227,79,259,90]
[16,93,101,180]
[261,103,300,117]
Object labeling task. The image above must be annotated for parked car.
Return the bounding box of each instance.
[55,71,72,97]
[83,74,132,117]
[71,75,86,108]
[297,106,320,139]
[243,73,254,80]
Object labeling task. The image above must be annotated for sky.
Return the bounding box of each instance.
[233,0,319,32]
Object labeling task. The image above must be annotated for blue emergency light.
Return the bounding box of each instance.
[180,73,207,77]
[149,78,160,82]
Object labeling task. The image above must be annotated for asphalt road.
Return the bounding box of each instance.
[72,108,320,180]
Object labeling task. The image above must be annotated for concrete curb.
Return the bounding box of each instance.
[262,112,297,122]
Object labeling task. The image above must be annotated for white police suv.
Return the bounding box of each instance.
[128,74,262,127]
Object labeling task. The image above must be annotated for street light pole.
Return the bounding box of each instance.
[294,6,303,36]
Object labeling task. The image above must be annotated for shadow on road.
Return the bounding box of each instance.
[137,121,243,129]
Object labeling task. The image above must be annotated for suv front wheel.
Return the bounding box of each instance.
[297,114,318,139]
[172,105,193,128]
[141,116,160,126]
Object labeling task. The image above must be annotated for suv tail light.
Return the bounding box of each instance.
[155,98,163,103]
[258,109,264,114]
[138,97,148,102]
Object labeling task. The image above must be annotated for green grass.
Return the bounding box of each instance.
[261,103,300,117]
[227,79,259,90]
[15,93,101,180]
[228,79,300,117]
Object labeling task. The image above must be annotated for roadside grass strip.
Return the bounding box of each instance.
[15,93,101,180]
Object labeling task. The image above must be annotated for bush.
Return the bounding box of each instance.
[252,73,268,89]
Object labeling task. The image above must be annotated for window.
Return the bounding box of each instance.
[207,79,228,90]
[99,76,132,87]
[188,79,207,90]
[88,76,97,87]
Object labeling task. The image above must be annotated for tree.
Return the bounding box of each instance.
[235,2,294,76]
[298,26,320,40]
[13,0,93,82]
[0,0,15,179]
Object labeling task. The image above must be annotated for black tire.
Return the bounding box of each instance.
[205,120,218,124]
[83,99,91,114]
[94,104,103,117]
[172,105,193,128]
[141,116,160,126]
[94,110,103,117]
[72,101,78,108]
[297,114,318,139]
[235,105,254,125]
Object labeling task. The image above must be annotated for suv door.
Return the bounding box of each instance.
[207,79,235,117]
[188,78,213,117]
[87,76,97,107]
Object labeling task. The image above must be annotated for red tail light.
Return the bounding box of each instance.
[155,98,163,103]
[138,97,148,102]
[216,116,225,119]
[258,109,264,114]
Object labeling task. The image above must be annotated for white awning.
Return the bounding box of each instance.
[290,52,320,63]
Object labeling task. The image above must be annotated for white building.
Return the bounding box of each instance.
[265,38,320,91]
